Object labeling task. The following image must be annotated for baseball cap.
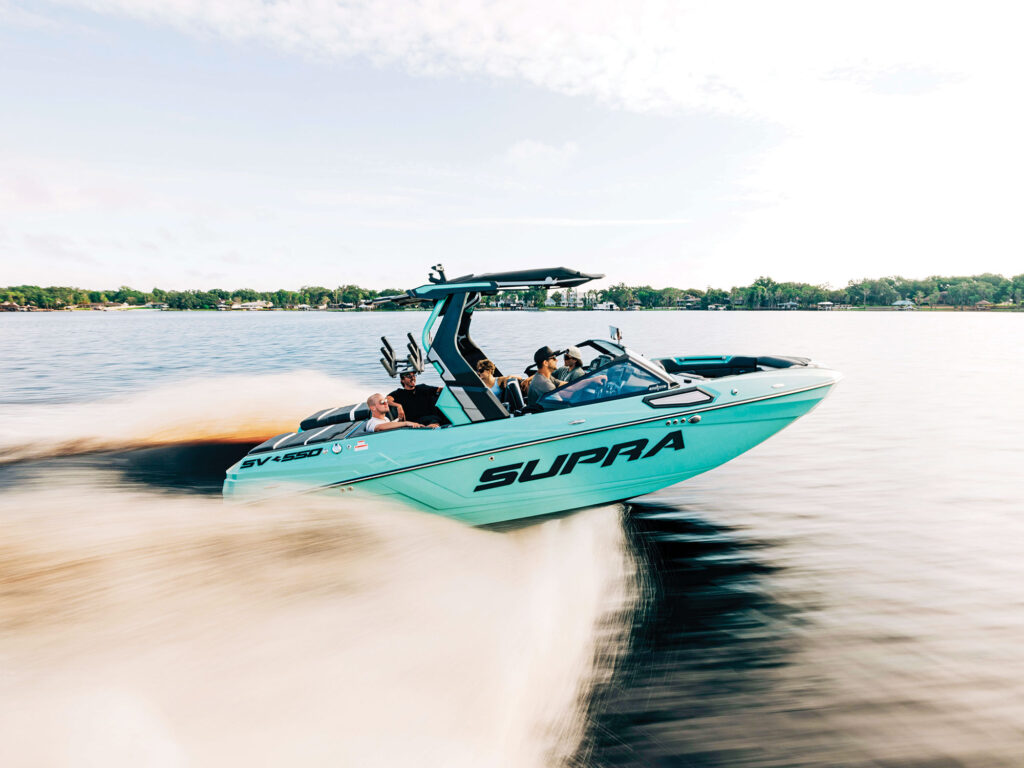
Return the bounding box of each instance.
[533,345,563,365]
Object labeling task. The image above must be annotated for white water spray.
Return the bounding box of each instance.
[0,372,369,463]
[0,480,638,767]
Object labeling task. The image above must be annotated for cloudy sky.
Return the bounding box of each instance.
[2,1,1021,292]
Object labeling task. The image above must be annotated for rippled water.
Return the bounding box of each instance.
[2,310,1022,767]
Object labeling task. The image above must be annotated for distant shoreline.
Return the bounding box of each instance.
[5,271,1023,312]
[4,301,1019,313]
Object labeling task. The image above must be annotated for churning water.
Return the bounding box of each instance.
[2,309,1023,767]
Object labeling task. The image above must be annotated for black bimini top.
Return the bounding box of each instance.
[442,267,603,289]
[373,266,603,306]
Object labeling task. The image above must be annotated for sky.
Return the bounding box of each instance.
[2,0,1022,292]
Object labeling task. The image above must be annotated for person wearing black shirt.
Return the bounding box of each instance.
[387,371,446,425]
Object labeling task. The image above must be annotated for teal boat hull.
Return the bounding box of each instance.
[224,366,839,526]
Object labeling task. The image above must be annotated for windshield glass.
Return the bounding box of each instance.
[539,358,669,408]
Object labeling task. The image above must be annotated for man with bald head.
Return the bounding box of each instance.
[365,393,439,433]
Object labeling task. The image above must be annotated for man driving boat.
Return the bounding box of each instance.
[526,346,567,409]
[554,345,586,384]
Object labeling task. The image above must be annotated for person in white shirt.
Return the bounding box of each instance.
[365,393,439,432]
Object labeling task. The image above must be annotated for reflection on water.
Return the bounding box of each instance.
[577,506,798,767]
[113,442,257,494]
[578,499,1024,768]
[0,442,257,496]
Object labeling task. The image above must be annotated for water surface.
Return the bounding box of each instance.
[1,310,1022,767]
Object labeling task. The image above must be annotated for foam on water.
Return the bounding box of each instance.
[0,479,638,767]
[0,372,369,464]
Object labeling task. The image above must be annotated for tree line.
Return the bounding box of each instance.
[4,272,1024,311]
[589,273,1024,309]
[0,284,402,311]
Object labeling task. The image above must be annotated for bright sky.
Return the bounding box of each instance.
[2,1,1022,292]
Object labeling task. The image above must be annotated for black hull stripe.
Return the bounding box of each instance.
[309,380,836,492]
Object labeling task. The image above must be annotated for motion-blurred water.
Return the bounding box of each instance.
[2,309,1022,767]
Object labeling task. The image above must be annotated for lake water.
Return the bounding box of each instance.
[1,310,1022,767]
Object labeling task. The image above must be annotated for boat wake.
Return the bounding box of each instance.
[0,478,639,767]
[0,372,369,465]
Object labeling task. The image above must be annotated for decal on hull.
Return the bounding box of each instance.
[474,429,685,492]
[240,447,322,469]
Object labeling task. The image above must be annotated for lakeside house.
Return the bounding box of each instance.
[675,295,701,310]
[816,301,834,311]
[594,301,619,311]
[218,300,274,310]
[780,300,800,310]
[497,295,526,310]
[892,299,915,310]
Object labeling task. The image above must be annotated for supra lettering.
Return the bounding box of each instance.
[601,439,648,467]
[474,462,523,492]
[473,430,685,492]
[644,430,685,457]
[519,454,567,483]
[561,447,607,474]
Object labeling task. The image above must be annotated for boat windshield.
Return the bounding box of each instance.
[537,357,671,409]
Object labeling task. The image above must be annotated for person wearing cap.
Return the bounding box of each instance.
[387,371,446,425]
[525,345,568,409]
[554,345,586,384]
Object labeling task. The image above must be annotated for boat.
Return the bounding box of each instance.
[223,266,841,526]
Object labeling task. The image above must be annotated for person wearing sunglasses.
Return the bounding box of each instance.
[387,370,446,425]
[525,345,568,409]
[554,345,586,384]
[365,392,439,433]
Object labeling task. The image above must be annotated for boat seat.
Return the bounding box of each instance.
[247,432,302,454]
[300,402,371,431]
[346,419,417,438]
[505,379,526,415]
[345,421,373,439]
[296,421,361,445]
[300,403,402,431]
